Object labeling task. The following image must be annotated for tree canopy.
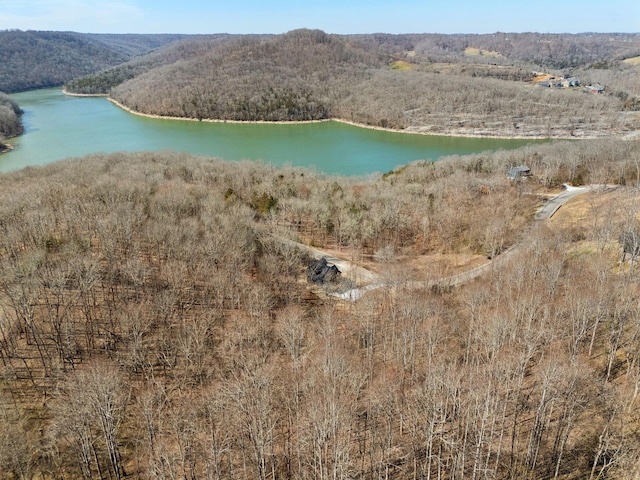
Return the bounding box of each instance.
[0,92,23,139]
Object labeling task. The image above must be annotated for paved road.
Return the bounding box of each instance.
[535,184,619,220]
[535,184,589,220]
[293,184,617,301]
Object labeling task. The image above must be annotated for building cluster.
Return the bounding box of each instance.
[532,72,605,94]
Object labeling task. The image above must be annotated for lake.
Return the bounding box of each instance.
[4,88,544,176]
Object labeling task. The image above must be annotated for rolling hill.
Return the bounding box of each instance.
[1,137,640,479]
[0,30,187,92]
[65,29,640,138]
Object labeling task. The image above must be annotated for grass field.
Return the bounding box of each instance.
[623,55,640,65]
[390,59,414,71]
[464,47,504,58]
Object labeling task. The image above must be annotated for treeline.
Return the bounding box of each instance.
[349,32,640,68]
[1,139,640,478]
[0,30,186,93]
[65,29,640,136]
[407,32,640,68]
[0,92,23,140]
[83,33,190,57]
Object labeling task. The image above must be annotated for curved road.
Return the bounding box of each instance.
[535,184,589,220]
[297,184,617,301]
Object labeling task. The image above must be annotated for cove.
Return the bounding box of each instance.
[5,88,545,176]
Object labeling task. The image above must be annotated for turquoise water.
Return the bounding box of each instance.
[4,88,543,176]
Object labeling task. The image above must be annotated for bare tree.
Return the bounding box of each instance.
[50,360,129,480]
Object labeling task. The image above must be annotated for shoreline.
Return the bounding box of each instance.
[106,96,333,125]
[63,89,620,141]
[62,89,109,98]
[106,95,564,140]
[330,118,576,140]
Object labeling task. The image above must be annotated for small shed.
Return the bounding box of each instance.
[507,165,531,180]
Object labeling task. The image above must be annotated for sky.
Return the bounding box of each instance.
[0,0,638,35]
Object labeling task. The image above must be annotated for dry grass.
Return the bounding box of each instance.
[549,187,635,228]
[623,55,640,65]
[397,252,488,279]
[464,47,504,58]
[547,192,595,228]
[532,73,554,83]
[547,187,639,267]
[390,60,413,71]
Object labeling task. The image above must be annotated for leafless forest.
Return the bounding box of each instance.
[0,30,188,93]
[65,29,640,138]
[1,137,640,479]
[0,93,23,141]
[3,26,640,480]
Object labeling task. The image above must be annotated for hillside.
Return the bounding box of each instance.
[84,33,190,57]
[69,30,383,121]
[65,29,640,138]
[1,138,640,478]
[0,30,187,93]
[64,33,239,96]
[0,92,23,141]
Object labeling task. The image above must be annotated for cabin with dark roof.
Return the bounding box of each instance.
[307,257,341,284]
[507,165,531,180]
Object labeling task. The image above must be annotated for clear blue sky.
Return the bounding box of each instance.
[1,0,638,34]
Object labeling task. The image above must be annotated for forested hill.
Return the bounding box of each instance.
[353,32,640,69]
[69,29,384,121]
[0,30,187,92]
[64,33,240,97]
[2,139,640,478]
[0,92,23,141]
[84,32,190,57]
[66,29,640,137]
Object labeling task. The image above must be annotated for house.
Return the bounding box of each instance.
[534,73,580,89]
[507,165,531,180]
[586,84,605,94]
[537,78,564,88]
[307,257,341,284]
[562,77,580,88]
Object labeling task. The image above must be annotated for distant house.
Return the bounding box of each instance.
[507,165,531,180]
[562,77,580,88]
[535,73,580,89]
[537,78,564,88]
[586,84,605,94]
